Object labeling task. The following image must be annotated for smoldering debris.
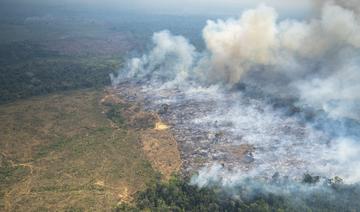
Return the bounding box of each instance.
[111,0,360,194]
[114,81,358,184]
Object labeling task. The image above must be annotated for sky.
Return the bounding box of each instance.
[2,0,312,16]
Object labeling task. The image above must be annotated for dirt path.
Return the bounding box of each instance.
[2,153,36,212]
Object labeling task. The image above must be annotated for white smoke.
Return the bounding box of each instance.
[295,56,360,120]
[111,30,195,86]
[113,0,360,185]
[113,1,360,120]
[315,0,360,13]
[322,137,360,183]
[201,5,278,84]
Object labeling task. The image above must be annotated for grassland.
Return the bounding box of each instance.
[0,89,180,211]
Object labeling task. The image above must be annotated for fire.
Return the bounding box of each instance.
[155,122,169,130]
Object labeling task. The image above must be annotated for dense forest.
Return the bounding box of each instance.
[117,175,360,212]
[0,41,122,103]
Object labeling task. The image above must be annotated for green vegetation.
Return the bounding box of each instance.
[117,176,288,212]
[106,104,127,127]
[121,178,219,211]
[0,14,184,211]
[302,173,320,184]
[1,16,359,212]
[117,175,360,212]
[0,41,123,103]
[0,90,159,211]
[105,101,157,130]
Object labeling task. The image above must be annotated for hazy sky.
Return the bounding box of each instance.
[118,0,312,15]
[3,0,312,16]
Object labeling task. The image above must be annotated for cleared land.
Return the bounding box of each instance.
[0,89,181,211]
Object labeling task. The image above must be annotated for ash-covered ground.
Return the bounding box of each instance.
[111,1,360,187]
[113,81,357,183]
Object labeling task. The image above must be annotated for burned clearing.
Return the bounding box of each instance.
[112,81,358,183]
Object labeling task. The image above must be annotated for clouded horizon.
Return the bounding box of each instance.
[2,0,312,16]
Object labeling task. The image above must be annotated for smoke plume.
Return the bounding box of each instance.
[112,0,360,187]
